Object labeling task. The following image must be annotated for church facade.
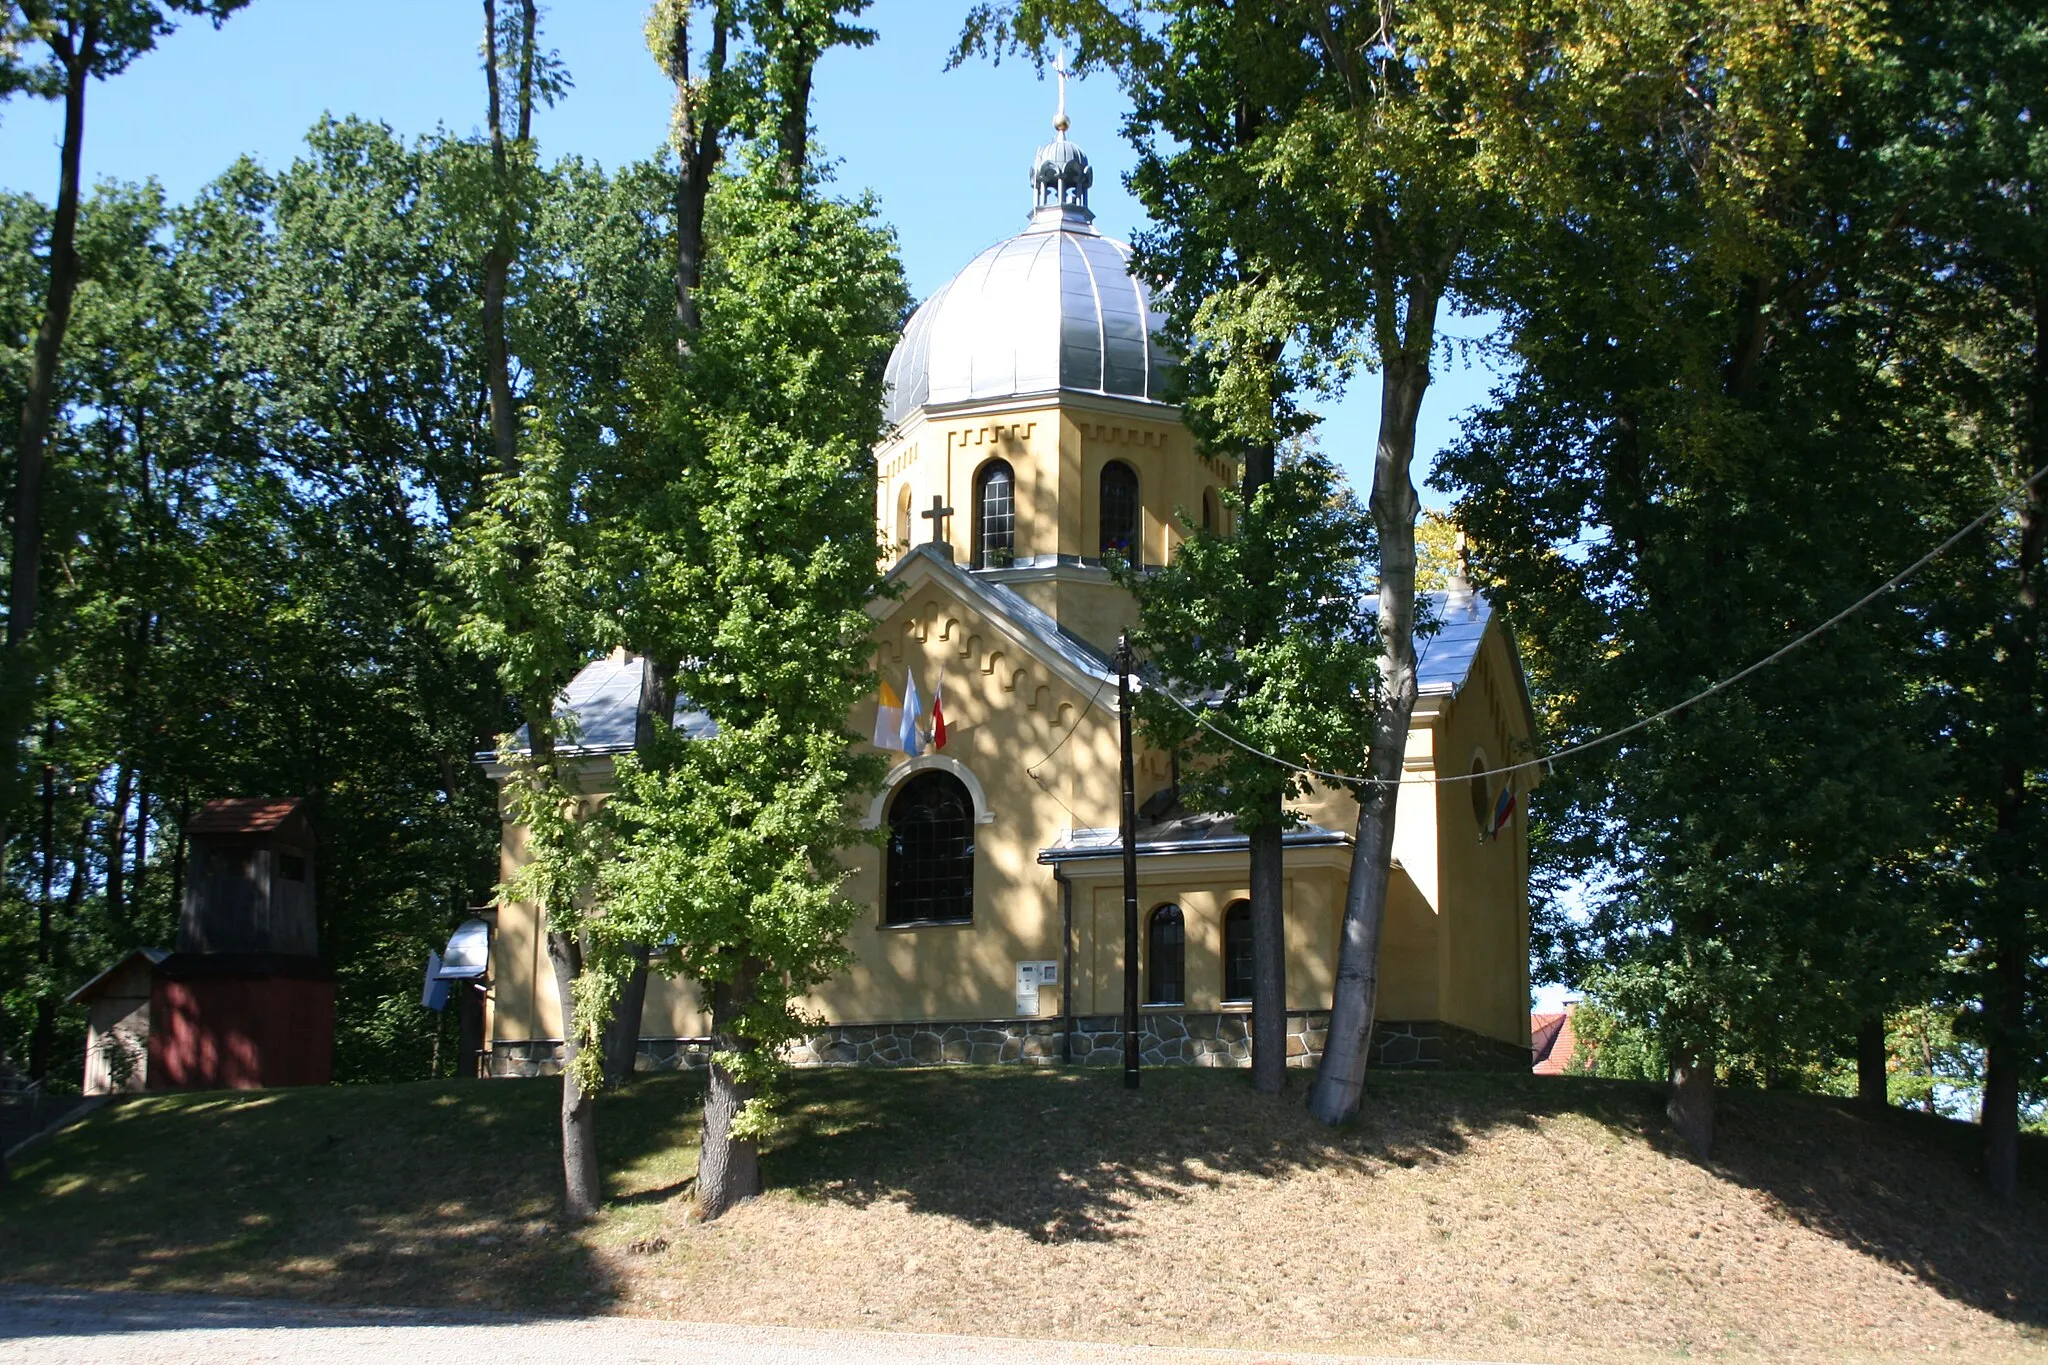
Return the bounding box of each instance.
[482,119,1537,1076]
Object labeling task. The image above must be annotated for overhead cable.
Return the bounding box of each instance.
[1147,462,2048,791]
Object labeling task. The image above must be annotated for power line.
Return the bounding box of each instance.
[1148,462,2048,792]
[1026,667,1111,779]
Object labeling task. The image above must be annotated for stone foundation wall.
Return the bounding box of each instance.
[487,1012,1529,1078]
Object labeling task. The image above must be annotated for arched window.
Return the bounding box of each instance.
[896,484,913,547]
[1099,460,1139,561]
[1469,758,1490,837]
[974,460,1015,568]
[1147,904,1185,1005]
[1222,899,1253,1002]
[885,771,975,924]
[1201,487,1219,534]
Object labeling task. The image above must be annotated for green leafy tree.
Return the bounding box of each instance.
[598,154,906,1220]
[1886,0,2048,1204]
[1125,449,1378,1093]
[1438,0,1965,1156]
[963,0,1833,1125]
[2,0,249,750]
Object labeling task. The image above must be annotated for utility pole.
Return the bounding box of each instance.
[1117,632,1140,1090]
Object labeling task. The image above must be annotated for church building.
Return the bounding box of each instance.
[482,111,1537,1076]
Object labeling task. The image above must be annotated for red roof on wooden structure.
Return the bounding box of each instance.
[184,797,310,838]
[1531,1003,1584,1075]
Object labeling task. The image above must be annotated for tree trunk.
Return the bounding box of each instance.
[602,941,652,1088]
[105,763,134,927]
[658,7,728,352]
[29,728,57,1081]
[778,56,813,184]
[547,925,601,1221]
[1668,1047,1716,1159]
[1981,966,2020,1203]
[696,961,764,1220]
[9,37,89,652]
[1308,327,1432,1126]
[1248,817,1286,1093]
[1856,1014,1888,1111]
[1981,278,2044,1203]
[480,0,519,477]
[168,793,189,929]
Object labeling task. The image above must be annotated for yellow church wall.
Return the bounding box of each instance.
[803,570,1132,1025]
[876,394,1229,584]
[1058,848,1351,1015]
[485,600,1528,1053]
[488,760,714,1045]
[1429,627,1536,1047]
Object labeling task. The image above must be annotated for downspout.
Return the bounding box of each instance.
[1055,862,1074,1063]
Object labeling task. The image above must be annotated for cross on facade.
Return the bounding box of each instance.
[921,494,955,546]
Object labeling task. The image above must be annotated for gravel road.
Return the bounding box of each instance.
[0,1286,1525,1365]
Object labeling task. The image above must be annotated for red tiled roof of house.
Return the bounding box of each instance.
[1531,1003,1583,1075]
[184,797,308,837]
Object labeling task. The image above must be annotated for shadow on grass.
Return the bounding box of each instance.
[4,1063,2042,1334]
[1704,1088,2048,1330]
[763,1065,1661,1244]
[0,1075,700,1315]
[763,1064,2048,1329]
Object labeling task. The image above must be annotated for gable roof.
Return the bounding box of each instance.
[67,947,169,1004]
[492,556,1536,766]
[487,652,721,761]
[880,544,1118,694]
[185,798,311,839]
[1531,1003,1584,1075]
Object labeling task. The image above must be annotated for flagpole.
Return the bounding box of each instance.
[1117,632,1140,1091]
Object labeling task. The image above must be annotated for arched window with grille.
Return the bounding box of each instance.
[974,460,1015,568]
[884,771,975,924]
[1147,904,1185,1005]
[1222,899,1253,1002]
[1099,460,1139,561]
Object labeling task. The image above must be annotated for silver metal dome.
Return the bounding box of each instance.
[882,205,1176,427]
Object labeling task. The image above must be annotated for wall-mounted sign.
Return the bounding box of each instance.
[1015,960,1059,1016]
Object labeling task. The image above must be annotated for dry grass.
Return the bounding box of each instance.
[3,1067,2044,1363]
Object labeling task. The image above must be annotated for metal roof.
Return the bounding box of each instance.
[495,654,719,760]
[1414,590,1492,695]
[882,203,1176,426]
[1038,814,1350,864]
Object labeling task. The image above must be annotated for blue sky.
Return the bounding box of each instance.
[0,0,1497,502]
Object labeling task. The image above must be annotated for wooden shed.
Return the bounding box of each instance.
[66,948,167,1094]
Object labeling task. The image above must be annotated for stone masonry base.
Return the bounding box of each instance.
[486,1011,1530,1078]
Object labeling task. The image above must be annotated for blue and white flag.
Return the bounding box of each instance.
[900,668,924,757]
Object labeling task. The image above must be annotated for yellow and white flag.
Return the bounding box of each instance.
[873,676,905,751]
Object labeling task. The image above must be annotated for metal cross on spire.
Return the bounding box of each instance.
[1052,47,1071,133]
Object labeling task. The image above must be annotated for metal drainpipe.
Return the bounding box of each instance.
[1056,862,1074,1064]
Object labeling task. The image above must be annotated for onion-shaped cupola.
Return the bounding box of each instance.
[881,88,1175,427]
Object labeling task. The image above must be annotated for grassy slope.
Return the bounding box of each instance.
[1,1068,2042,1363]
